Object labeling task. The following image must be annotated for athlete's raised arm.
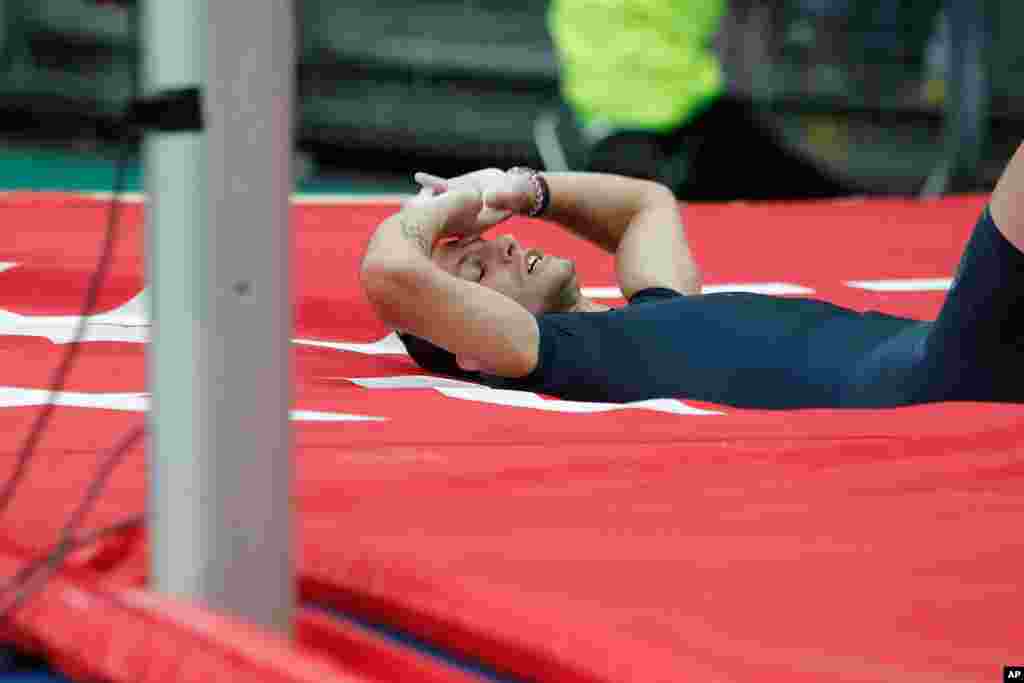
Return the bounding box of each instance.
[417,169,702,298]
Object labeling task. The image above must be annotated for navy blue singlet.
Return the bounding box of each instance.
[482,208,1024,409]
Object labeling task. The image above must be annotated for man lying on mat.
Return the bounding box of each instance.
[360,149,1024,409]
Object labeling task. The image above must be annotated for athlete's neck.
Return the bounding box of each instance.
[567,297,610,313]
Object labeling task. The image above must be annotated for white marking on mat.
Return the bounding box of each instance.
[294,332,408,355]
[438,387,723,416]
[844,278,952,292]
[346,376,479,389]
[0,387,387,421]
[701,283,815,295]
[0,309,149,344]
[290,410,388,422]
[582,282,815,299]
[343,375,723,415]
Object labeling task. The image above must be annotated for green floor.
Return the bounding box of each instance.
[0,146,141,192]
[0,145,410,195]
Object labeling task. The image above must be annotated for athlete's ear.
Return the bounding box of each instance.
[455,355,484,372]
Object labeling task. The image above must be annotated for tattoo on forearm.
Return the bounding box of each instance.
[399,217,432,256]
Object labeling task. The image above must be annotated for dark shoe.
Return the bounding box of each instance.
[674,96,861,200]
[535,98,860,200]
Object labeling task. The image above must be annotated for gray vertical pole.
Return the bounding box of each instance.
[943,0,988,190]
[144,0,294,636]
[921,0,989,197]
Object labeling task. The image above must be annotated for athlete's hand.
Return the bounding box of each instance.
[414,168,535,232]
[400,184,486,240]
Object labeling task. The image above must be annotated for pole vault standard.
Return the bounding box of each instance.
[143,1,294,635]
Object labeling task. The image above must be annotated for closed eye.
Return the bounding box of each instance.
[457,255,485,282]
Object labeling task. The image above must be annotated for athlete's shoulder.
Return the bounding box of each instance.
[627,287,686,305]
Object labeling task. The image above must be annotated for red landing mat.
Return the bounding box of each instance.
[0,192,1021,682]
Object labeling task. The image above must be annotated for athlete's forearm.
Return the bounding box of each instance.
[990,140,1024,254]
[539,172,668,252]
[539,172,702,295]
[362,205,444,273]
[360,194,462,331]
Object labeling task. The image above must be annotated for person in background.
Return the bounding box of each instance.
[538,0,859,201]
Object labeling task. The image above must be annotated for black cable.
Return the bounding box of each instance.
[0,153,133,520]
[0,514,146,614]
[0,3,140,522]
[0,156,134,523]
[0,1,148,621]
[0,426,145,621]
[0,0,209,622]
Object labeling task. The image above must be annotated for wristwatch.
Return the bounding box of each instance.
[507,167,551,218]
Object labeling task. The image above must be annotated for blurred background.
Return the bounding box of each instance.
[0,0,1020,197]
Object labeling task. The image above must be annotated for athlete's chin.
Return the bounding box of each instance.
[560,259,579,289]
[543,258,580,311]
[548,255,575,278]
[540,257,574,288]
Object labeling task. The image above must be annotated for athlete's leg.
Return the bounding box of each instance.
[989,141,1024,255]
[911,155,1024,403]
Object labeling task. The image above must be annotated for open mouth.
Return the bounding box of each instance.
[526,249,544,274]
